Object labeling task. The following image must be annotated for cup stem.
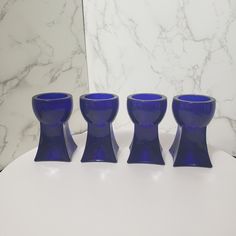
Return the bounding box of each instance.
[128,124,164,164]
[81,123,118,162]
[35,123,74,162]
[172,126,212,167]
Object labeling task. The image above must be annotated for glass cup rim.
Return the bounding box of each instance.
[80,93,118,101]
[128,93,167,102]
[174,94,215,104]
[33,92,72,102]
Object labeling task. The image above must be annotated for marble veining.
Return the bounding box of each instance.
[0,0,89,169]
[83,0,236,156]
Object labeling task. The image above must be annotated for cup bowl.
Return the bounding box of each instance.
[172,94,216,128]
[32,93,73,125]
[127,93,167,125]
[80,93,119,124]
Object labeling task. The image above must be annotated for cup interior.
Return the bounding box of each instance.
[131,93,163,101]
[84,93,115,100]
[35,93,69,100]
[177,94,213,103]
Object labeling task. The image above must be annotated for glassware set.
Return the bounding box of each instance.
[32,92,216,168]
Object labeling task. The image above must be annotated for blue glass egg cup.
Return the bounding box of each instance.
[170,95,216,168]
[80,93,119,163]
[127,93,167,165]
[32,93,77,162]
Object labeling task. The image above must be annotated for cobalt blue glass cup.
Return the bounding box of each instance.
[80,93,119,163]
[170,94,216,168]
[127,93,167,165]
[32,93,77,162]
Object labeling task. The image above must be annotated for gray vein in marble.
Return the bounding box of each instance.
[0,0,16,22]
[11,121,39,159]
[0,124,8,156]
[0,61,51,98]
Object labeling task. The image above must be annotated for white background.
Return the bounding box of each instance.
[84,0,236,156]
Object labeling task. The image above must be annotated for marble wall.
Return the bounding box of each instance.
[0,0,89,169]
[83,0,236,156]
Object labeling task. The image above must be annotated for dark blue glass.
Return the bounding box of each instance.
[80,93,119,163]
[127,93,167,165]
[170,94,216,168]
[32,93,77,162]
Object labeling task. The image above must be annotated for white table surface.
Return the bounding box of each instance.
[0,126,236,236]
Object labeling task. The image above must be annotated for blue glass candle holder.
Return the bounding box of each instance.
[32,93,77,162]
[80,93,119,163]
[170,94,216,168]
[127,93,167,165]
